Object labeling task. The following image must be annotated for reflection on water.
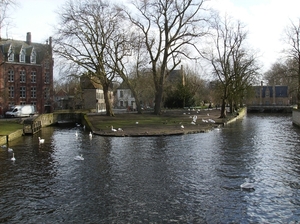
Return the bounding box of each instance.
[0,113,300,223]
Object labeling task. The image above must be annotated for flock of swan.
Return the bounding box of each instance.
[1,127,92,162]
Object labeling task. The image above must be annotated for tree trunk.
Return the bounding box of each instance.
[220,98,227,118]
[131,89,142,114]
[154,87,164,115]
[103,84,114,116]
[298,65,300,110]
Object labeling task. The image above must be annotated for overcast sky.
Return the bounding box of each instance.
[6,0,300,75]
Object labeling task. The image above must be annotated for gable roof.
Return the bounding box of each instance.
[80,75,103,89]
[0,37,51,64]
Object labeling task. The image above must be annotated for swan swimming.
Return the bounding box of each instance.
[11,153,16,161]
[74,154,84,161]
[38,137,45,144]
[240,179,255,190]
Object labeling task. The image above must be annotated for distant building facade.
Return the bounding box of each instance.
[116,82,136,110]
[80,75,113,112]
[248,81,290,106]
[0,32,53,115]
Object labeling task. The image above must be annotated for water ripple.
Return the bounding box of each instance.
[0,114,300,223]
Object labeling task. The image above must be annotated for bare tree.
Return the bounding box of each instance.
[264,59,298,105]
[0,0,17,38]
[54,0,128,116]
[127,0,209,115]
[203,14,259,117]
[283,18,300,109]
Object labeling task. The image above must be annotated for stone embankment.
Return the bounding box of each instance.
[0,108,246,145]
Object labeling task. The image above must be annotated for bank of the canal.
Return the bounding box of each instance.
[0,108,246,145]
[89,108,246,137]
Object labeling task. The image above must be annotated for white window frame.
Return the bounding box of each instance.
[31,70,36,83]
[8,46,14,62]
[20,69,26,83]
[30,49,36,63]
[19,48,25,62]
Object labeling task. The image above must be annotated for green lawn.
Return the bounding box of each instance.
[0,120,23,135]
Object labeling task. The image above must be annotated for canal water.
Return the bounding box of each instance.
[0,113,299,223]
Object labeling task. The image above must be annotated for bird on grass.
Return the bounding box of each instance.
[111,126,117,132]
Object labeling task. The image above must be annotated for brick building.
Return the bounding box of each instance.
[0,32,53,116]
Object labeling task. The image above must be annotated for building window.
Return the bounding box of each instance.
[20,69,26,83]
[120,101,123,107]
[45,60,50,69]
[44,87,49,99]
[20,101,26,105]
[9,86,14,98]
[120,90,123,98]
[45,72,50,84]
[8,69,14,82]
[31,101,36,107]
[8,102,14,108]
[8,46,14,62]
[19,48,25,62]
[30,49,36,63]
[20,86,26,98]
[31,70,36,83]
[31,87,36,98]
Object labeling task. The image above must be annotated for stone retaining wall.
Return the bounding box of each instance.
[292,109,300,127]
[225,107,247,125]
[0,129,24,146]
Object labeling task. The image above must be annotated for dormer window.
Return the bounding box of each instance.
[8,45,14,62]
[19,47,25,62]
[30,49,36,63]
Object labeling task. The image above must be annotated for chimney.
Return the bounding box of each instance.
[26,32,31,45]
[49,36,52,47]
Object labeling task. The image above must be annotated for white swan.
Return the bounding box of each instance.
[74,154,84,161]
[8,148,13,152]
[11,153,16,161]
[111,126,117,132]
[240,179,255,190]
[117,128,123,131]
[136,121,139,124]
[181,125,184,129]
[38,137,45,144]
[89,132,93,138]
[75,131,78,137]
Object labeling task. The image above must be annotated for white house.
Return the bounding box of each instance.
[116,82,136,110]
